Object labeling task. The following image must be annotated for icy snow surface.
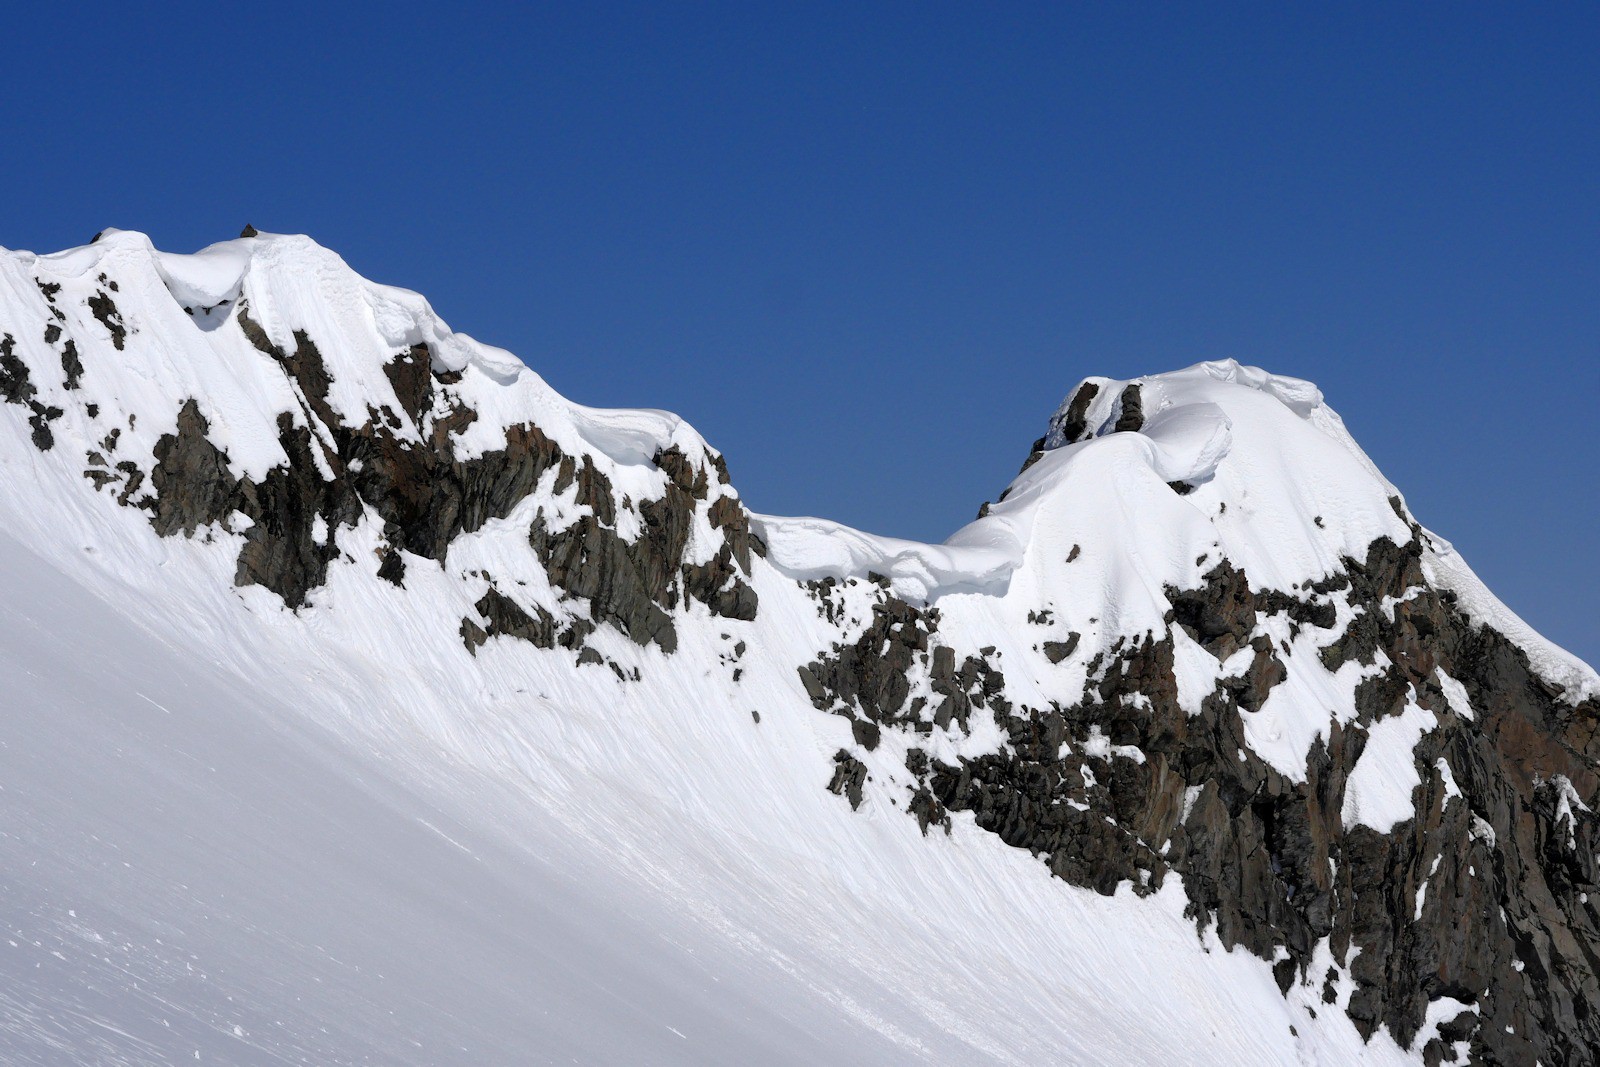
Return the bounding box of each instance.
[0,230,1592,1064]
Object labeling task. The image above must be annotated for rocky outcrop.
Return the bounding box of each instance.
[460,587,558,653]
[1112,383,1144,433]
[797,579,1008,753]
[828,750,868,810]
[7,282,761,646]
[87,283,127,350]
[0,333,32,405]
[528,446,759,654]
[1050,380,1100,445]
[807,524,1600,1066]
[0,332,64,451]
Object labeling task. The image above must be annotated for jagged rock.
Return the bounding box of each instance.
[852,718,881,751]
[231,417,361,608]
[1051,380,1100,444]
[1167,560,1257,659]
[1112,383,1144,433]
[59,301,766,637]
[828,751,868,810]
[149,400,242,537]
[87,289,126,350]
[376,546,406,587]
[462,587,557,654]
[60,340,83,390]
[813,524,1600,1065]
[0,333,34,404]
[382,343,433,423]
[1043,633,1080,664]
[1014,434,1048,478]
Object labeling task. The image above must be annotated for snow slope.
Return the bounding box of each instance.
[0,229,1592,1064]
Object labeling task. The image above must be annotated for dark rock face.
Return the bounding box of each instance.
[1051,380,1101,444]
[784,391,1598,1065]
[1046,378,1142,441]
[0,333,33,405]
[0,332,65,451]
[87,288,127,350]
[60,340,83,390]
[5,286,761,648]
[528,446,759,654]
[1167,559,1256,658]
[1042,633,1080,664]
[532,503,682,652]
[460,587,557,654]
[828,750,868,810]
[1112,383,1144,434]
[807,525,1600,1065]
[149,400,242,537]
[797,580,1009,751]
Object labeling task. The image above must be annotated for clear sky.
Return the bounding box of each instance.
[2,3,1596,664]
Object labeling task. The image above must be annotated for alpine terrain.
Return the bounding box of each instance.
[1,228,1596,1066]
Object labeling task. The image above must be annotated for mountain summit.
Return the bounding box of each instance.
[2,230,1596,1066]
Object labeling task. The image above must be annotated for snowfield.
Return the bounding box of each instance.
[0,230,1592,1064]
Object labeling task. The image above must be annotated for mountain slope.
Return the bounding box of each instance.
[0,228,1595,1065]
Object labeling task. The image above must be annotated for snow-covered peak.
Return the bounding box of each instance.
[2,228,1597,1066]
[764,358,1402,604]
[5,229,1592,704]
[1030,359,1409,586]
[766,355,1595,704]
[1,229,727,490]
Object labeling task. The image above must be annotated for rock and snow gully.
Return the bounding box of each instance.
[0,228,1596,1066]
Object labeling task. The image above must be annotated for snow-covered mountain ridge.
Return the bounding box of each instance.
[1,228,1596,1065]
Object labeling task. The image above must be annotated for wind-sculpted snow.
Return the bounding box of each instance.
[753,513,1021,601]
[0,228,1597,1066]
[754,397,1234,604]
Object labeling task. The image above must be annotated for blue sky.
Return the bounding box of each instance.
[2,3,1596,663]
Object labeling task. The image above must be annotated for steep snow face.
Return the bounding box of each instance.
[0,230,1596,1066]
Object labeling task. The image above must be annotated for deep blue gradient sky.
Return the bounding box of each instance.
[3,4,1596,664]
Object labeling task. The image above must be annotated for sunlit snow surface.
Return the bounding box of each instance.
[0,230,1593,1064]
